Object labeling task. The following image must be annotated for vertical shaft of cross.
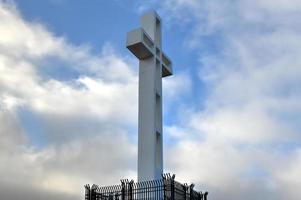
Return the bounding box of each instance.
[126,11,173,182]
[138,12,162,181]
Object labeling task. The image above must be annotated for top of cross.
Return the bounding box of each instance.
[140,11,162,48]
[126,11,173,77]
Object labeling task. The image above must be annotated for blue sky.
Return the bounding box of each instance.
[15,0,206,134]
[13,0,207,147]
[0,0,301,200]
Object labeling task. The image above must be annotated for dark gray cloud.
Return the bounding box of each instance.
[0,180,78,200]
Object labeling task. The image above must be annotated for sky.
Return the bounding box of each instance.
[0,0,301,199]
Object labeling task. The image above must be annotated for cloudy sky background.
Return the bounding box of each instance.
[0,0,301,199]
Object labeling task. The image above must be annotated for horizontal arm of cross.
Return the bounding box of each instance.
[126,28,172,77]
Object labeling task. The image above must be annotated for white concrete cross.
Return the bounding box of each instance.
[126,11,173,181]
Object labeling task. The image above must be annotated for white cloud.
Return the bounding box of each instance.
[0,1,139,199]
[272,149,301,199]
[1,0,301,200]
[155,0,301,199]
[0,1,140,124]
[0,1,192,199]
[0,2,66,58]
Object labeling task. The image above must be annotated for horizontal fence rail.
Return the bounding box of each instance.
[85,174,208,200]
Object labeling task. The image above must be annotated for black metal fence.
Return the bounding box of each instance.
[85,174,208,200]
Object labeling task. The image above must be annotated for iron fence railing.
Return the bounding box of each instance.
[85,174,208,200]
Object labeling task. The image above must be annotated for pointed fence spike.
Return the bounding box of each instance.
[172,174,176,180]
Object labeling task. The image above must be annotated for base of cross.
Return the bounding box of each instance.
[84,173,208,200]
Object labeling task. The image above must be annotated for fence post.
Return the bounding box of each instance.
[170,174,175,200]
[91,184,97,200]
[121,180,125,200]
[129,180,134,200]
[85,185,90,200]
[197,192,203,200]
[189,184,195,200]
[183,184,188,200]
[204,192,208,200]
[162,174,166,200]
